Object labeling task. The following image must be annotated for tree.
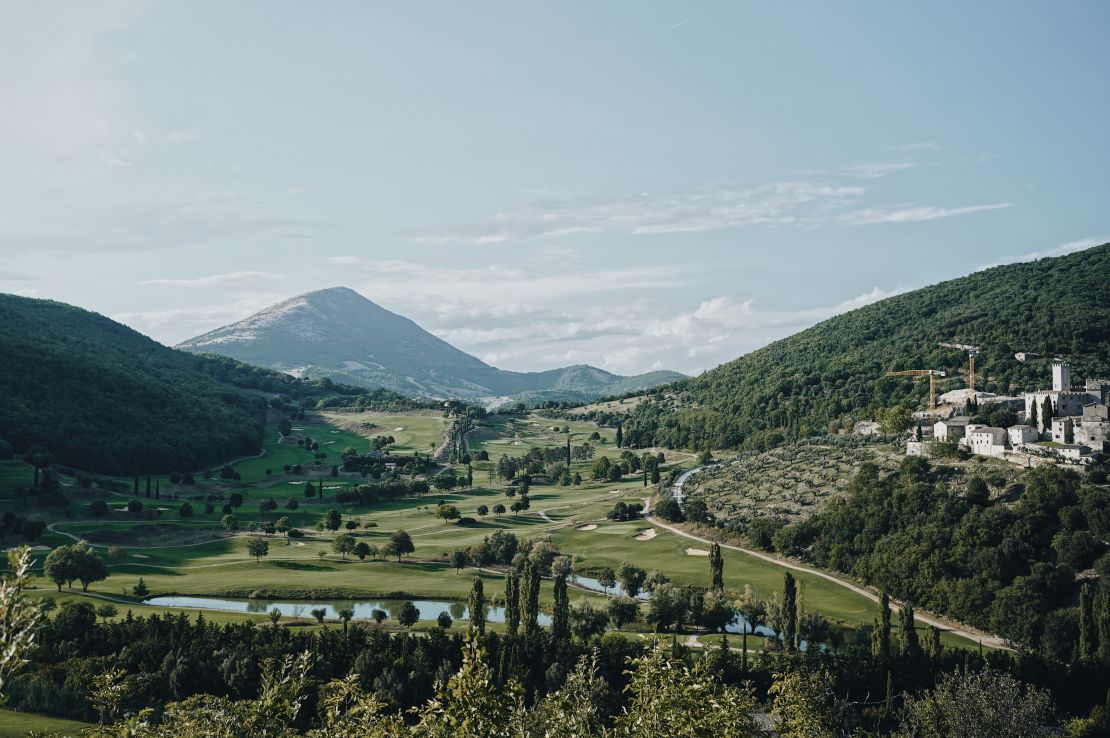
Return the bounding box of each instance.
[43,545,78,591]
[504,571,520,636]
[332,534,356,559]
[398,601,420,628]
[372,609,387,625]
[337,607,354,634]
[492,503,506,517]
[708,542,724,592]
[74,545,108,592]
[178,502,193,519]
[324,509,342,531]
[615,423,623,448]
[354,541,372,561]
[304,482,316,499]
[229,492,244,508]
[873,590,892,663]
[132,577,150,600]
[437,611,453,630]
[311,608,327,624]
[901,668,1053,738]
[247,536,269,563]
[467,577,486,634]
[222,514,238,532]
[450,549,469,573]
[275,516,290,538]
[769,669,838,738]
[1078,583,1096,660]
[436,503,461,524]
[597,566,616,595]
[617,562,647,599]
[570,600,609,643]
[476,504,489,518]
[387,529,414,561]
[782,572,798,653]
[881,404,913,434]
[607,596,639,630]
[736,585,767,672]
[522,558,541,636]
[89,499,108,518]
[552,575,570,642]
[1041,396,1053,433]
[899,603,920,657]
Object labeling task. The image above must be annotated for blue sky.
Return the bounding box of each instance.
[1,1,1107,375]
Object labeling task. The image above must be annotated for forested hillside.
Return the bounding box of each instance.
[0,295,427,476]
[622,243,1110,450]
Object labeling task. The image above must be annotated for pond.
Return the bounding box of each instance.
[145,595,552,625]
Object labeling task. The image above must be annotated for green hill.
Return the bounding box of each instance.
[622,243,1110,450]
[0,295,424,476]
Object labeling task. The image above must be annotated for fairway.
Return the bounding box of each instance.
[0,708,88,737]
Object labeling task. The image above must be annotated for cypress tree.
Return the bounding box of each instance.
[884,670,894,717]
[1098,591,1110,663]
[504,571,520,636]
[899,604,920,656]
[1029,400,1038,429]
[873,590,891,663]
[566,436,571,466]
[615,424,623,448]
[468,577,486,634]
[925,625,943,661]
[134,476,140,495]
[1078,584,1096,660]
[708,543,724,592]
[155,480,160,499]
[552,574,570,642]
[782,572,797,654]
[643,467,648,487]
[145,476,151,496]
[1041,396,1053,433]
[522,559,540,636]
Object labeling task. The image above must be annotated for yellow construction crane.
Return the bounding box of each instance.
[886,369,947,422]
[938,342,982,400]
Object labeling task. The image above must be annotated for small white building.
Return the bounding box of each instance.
[1008,424,1040,446]
[965,427,1009,458]
[934,417,970,442]
[1051,417,1074,445]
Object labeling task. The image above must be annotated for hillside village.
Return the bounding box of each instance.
[905,360,1110,467]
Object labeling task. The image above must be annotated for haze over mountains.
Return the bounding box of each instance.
[177,287,684,404]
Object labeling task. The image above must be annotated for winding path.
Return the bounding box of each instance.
[655,466,1011,650]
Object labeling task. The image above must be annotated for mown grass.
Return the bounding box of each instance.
[0,707,89,737]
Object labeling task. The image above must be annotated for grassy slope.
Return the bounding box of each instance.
[0,708,89,737]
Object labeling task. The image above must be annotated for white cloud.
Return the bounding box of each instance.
[892,141,942,153]
[139,271,284,287]
[838,202,1011,225]
[164,129,203,145]
[839,161,916,179]
[976,237,1106,271]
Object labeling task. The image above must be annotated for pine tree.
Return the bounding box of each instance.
[504,571,520,636]
[708,543,724,592]
[782,572,797,654]
[1078,584,1096,660]
[552,574,570,642]
[873,590,891,663]
[468,577,486,634]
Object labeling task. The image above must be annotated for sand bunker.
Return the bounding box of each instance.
[634,529,657,541]
[394,427,404,431]
[132,554,149,559]
[685,547,710,556]
[288,540,306,547]
[576,524,598,531]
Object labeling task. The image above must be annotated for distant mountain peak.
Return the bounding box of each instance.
[177,289,684,401]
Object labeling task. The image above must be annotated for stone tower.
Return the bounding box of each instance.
[1052,361,1071,392]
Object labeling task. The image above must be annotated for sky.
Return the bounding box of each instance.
[2,1,1108,376]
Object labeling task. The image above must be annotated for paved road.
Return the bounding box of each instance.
[653,465,1010,650]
